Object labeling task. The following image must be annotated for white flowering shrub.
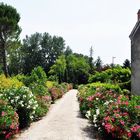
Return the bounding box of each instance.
[3,86,38,128]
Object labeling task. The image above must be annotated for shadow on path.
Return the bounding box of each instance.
[76,111,98,140]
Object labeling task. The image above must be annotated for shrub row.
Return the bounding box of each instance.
[78,84,140,139]
[0,66,73,139]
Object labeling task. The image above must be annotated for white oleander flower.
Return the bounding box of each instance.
[11,99,14,103]
[104,101,109,105]
[30,115,34,120]
[33,106,36,110]
[29,93,33,97]
[23,95,26,98]
[93,115,97,123]
[27,105,31,109]
[10,92,13,95]
[94,124,97,127]
[96,98,99,100]
[85,111,91,119]
[110,100,113,103]
[19,101,23,105]
[98,127,101,130]
[32,111,35,114]
[96,109,100,115]
[34,101,37,104]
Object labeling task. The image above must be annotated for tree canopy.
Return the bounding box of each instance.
[0,2,21,77]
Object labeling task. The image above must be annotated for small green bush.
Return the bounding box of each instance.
[119,80,131,91]
[89,82,122,93]
[0,74,23,90]
[26,66,48,96]
[88,71,110,83]
[88,67,131,91]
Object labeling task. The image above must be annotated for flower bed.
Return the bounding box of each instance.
[78,85,140,139]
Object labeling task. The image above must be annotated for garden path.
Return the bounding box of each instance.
[13,90,96,140]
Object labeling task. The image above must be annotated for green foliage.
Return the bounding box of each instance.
[0,74,23,90]
[89,67,131,91]
[49,55,66,84]
[46,81,57,89]
[119,80,131,91]
[95,56,103,71]
[3,86,38,128]
[66,54,90,85]
[89,82,121,93]
[89,71,110,83]
[8,41,22,75]
[23,66,48,96]
[29,66,47,84]
[0,97,19,139]
[20,32,65,74]
[0,65,3,75]
[109,67,131,83]
[123,59,131,69]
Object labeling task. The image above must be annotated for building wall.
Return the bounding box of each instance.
[131,28,140,95]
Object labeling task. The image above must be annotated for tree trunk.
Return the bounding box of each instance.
[1,44,8,77]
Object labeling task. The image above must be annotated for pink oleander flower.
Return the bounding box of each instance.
[120,120,125,126]
[10,123,15,129]
[127,132,132,138]
[115,113,120,118]
[87,96,94,102]
[5,132,12,139]
[122,112,128,116]
[131,125,140,132]
[104,123,114,133]
[104,116,110,121]
[1,111,6,116]
[135,105,140,109]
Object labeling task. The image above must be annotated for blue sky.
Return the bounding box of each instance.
[2,0,140,64]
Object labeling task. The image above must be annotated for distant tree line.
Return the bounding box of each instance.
[0,2,131,86]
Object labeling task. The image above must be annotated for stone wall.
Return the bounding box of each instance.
[131,28,140,95]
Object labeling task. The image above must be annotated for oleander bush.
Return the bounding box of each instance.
[78,85,140,140]
[0,95,19,139]
[3,86,38,128]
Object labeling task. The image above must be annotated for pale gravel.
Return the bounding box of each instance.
[13,90,96,140]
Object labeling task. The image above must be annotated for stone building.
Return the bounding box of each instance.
[129,9,140,95]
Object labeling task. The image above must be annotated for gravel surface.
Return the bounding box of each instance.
[13,90,96,140]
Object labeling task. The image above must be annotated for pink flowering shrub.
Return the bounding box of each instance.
[78,85,140,139]
[0,98,19,139]
[49,84,71,102]
[98,95,140,139]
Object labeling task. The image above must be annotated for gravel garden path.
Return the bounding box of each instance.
[13,90,96,140]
